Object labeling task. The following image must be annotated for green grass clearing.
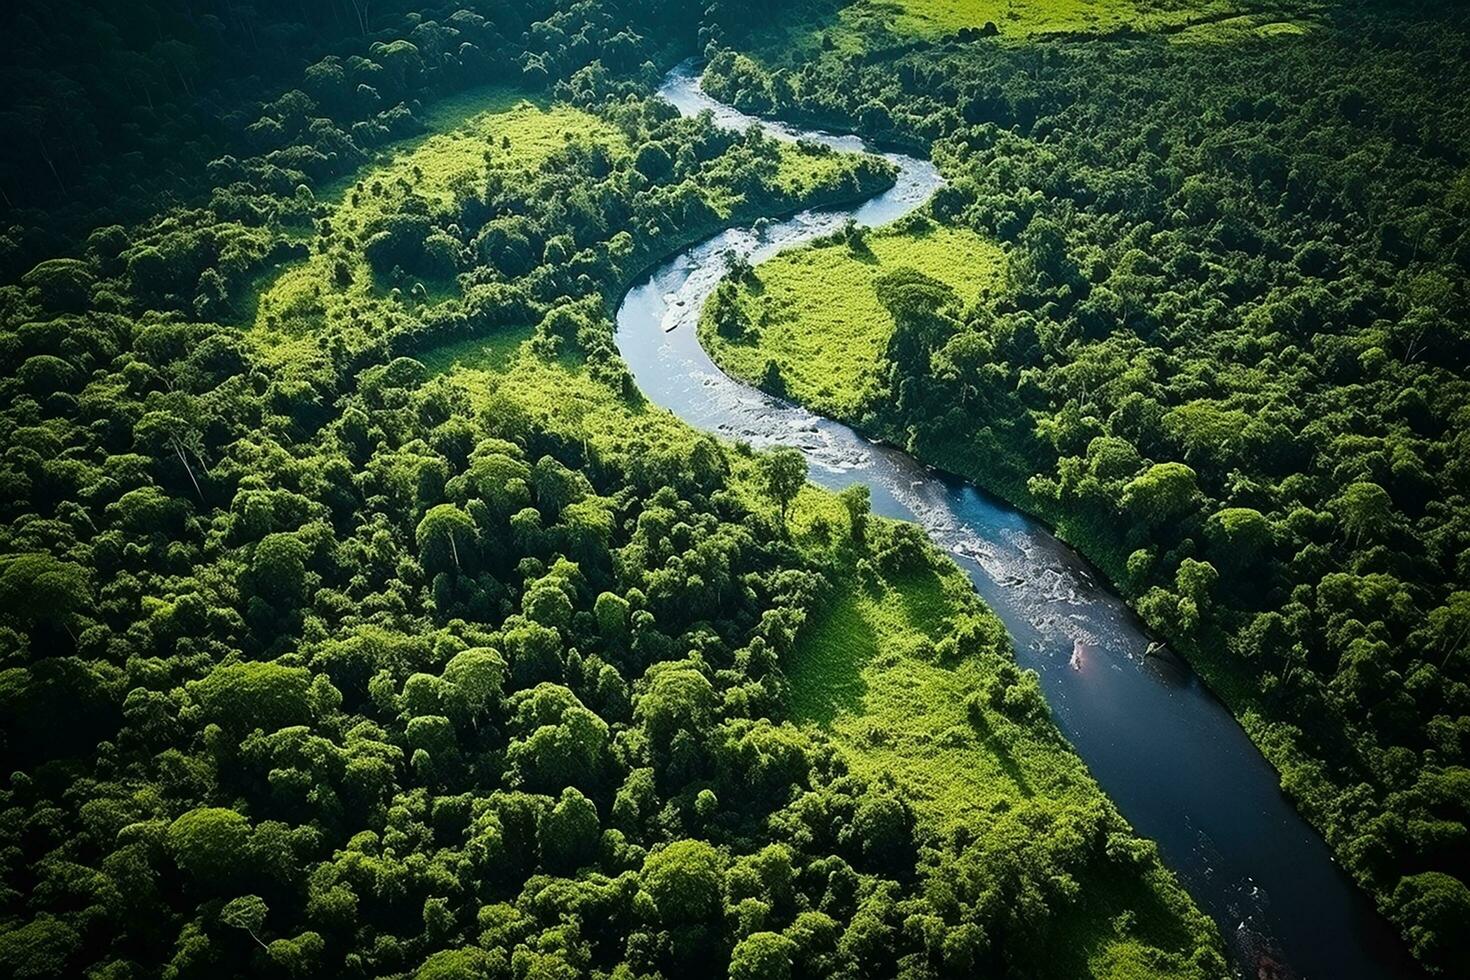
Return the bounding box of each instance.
[868,0,1255,38]
[251,95,626,360]
[417,327,535,378]
[702,220,1007,417]
[777,492,1220,978]
[738,0,1321,64]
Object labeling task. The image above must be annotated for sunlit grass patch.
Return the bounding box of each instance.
[250,95,627,349]
[418,327,535,378]
[1168,10,1315,43]
[740,0,1317,60]
[790,554,1038,826]
[702,220,1006,417]
[785,591,876,723]
[778,515,1218,978]
[873,0,1246,37]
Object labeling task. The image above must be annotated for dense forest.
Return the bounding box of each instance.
[698,0,1470,974]
[0,1,1229,978]
[1,0,1466,977]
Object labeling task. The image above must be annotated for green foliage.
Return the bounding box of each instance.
[0,552,90,627]
[417,503,478,576]
[1122,463,1201,527]
[0,915,80,979]
[703,5,1470,971]
[167,808,251,887]
[189,661,313,734]
[730,931,798,980]
[757,447,808,525]
[1204,507,1272,575]
[219,895,270,948]
[641,839,726,924]
[539,788,601,873]
[1391,873,1470,974]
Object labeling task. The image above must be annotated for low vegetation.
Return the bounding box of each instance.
[702,219,1006,416]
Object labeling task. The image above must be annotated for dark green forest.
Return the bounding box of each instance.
[1,0,1467,978]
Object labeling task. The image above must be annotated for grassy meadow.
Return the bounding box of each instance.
[701,220,1007,416]
[250,96,623,355]
[780,487,1215,979]
[738,0,1321,63]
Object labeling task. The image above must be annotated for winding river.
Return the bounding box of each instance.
[613,61,1419,979]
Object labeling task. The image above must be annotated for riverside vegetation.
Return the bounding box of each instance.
[0,2,1234,979]
[699,0,1470,973]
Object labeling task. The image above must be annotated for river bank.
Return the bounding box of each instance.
[611,60,1421,980]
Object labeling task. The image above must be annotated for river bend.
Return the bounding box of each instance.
[611,60,1417,980]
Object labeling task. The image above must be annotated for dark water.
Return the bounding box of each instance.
[612,61,1420,979]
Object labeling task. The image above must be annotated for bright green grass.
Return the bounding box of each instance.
[417,327,534,378]
[312,85,540,206]
[742,0,1318,62]
[702,221,1007,417]
[780,497,1219,978]
[872,0,1245,38]
[1167,9,1314,43]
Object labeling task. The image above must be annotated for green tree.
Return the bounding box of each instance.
[876,267,957,383]
[417,504,478,575]
[730,931,798,980]
[220,895,270,949]
[1336,481,1395,545]
[758,447,807,527]
[539,787,600,873]
[245,533,312,608]
[167,807,251,888]
[190,661,313,734]
[0,553,90,630]
[21,258,94,311]
[1122,462,1201,527]
[414,948,505,980]
[641,839,725,925]
[442,647,507,727]
[0,915,81,979]
[1204,507,1272,574]
[839,485,870,544]
[1390,872,1470,974]
[635,662,716,755]
[267,931,326,976]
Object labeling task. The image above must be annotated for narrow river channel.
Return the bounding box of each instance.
[612,61,1420,980]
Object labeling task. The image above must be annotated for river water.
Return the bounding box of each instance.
[612,61,1418,979]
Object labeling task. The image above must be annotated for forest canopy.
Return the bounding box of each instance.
[3,0,1469,978]
[698,0,1470,973]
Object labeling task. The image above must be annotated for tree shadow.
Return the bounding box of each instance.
[976,724,1034,798]
[785,592,875,725]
